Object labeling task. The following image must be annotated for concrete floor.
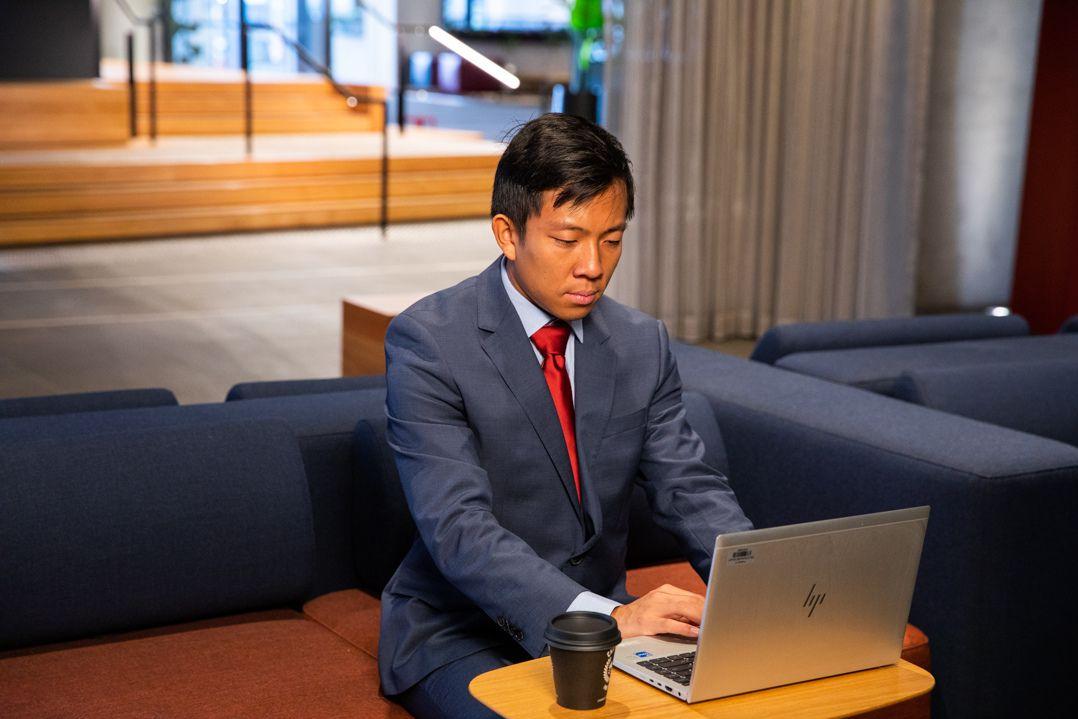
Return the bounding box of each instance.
[0,221,753,404]
[0,220,499,403]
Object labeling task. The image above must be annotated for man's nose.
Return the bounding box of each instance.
[574,243,603,279]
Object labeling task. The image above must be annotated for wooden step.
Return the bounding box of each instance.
[135,114,382,135]
[0,81,128,149]
[0,155,500,189]
[123,78,386,136]
[0,170,495,216]
[0,77,388,148]
[0,193,493,245]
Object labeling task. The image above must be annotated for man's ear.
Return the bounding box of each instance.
[491,214,520,261]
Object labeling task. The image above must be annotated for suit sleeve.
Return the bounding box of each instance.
[636,320,754,582]
[385,311,587,657]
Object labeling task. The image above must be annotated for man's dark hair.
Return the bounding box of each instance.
[491,113,635,235]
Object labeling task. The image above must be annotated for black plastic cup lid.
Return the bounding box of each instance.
[544,611,621,651]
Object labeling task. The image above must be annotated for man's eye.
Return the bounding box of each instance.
[605,240,622,247]
[552,237,576,245]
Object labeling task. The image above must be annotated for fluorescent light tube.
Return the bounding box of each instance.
[427,25,521,90]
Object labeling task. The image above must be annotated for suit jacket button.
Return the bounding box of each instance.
[569,556,583,566]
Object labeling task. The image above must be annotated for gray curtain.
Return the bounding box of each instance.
[605,0,935,342]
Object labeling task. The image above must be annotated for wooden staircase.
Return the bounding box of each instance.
[0,65,504,245]
[0,153,497,245]
[131,79,385,135]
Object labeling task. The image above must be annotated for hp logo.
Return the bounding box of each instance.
[803,583,826,617]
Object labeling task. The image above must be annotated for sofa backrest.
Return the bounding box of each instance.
[350,389,729,597]
[226,375,385,401]
[894,360,1078,447]
[0,388,387,601]
[772,334,1078,396]
[0,419,314,651]
[0,388,177,419]
[750,313,1029,365]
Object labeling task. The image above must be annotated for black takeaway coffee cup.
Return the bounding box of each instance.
[544,611,622,710]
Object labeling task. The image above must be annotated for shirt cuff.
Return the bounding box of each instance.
[567,590,623,616]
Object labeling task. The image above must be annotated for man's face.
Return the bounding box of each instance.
[493,183,627,322]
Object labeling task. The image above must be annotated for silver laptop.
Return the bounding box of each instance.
[613,506,929,702]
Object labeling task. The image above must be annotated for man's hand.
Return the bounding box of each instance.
[610,584,704,639]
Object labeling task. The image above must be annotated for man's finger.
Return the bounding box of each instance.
[651,618,700,638]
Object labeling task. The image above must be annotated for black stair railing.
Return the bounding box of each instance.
[110,0,162,142]
[239,5,390,236]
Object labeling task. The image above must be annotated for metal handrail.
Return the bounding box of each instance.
[109,0,162,141]
[240,16,390,236]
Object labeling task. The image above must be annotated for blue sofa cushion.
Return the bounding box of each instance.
[0,388,177,419]
[0,419,314,650]
[352,416,410,596]
[349,390,730,595]
[1060,314,1078,334]
[775,334,1078,395]
[894,360,1078,447]
[226,375,385,401]
[751,313,1029,365]
[0,388,387,600]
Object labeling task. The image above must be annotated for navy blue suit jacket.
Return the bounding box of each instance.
[378,259,751,695]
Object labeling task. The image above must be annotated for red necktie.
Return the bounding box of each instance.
[531,321,581,502]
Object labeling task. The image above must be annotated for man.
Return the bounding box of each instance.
[379,113,752,718]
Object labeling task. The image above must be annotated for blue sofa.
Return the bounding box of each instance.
[0,388,406,717]
[729,316,1078,717]
[12,382,869,717]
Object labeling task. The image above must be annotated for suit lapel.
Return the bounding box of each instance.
[574,301,615,545]
[477,261,585,527]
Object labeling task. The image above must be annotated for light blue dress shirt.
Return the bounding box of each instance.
[500,258,622,617]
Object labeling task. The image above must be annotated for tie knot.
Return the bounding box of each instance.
[531,321,571,356]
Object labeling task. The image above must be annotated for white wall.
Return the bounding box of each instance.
[99,0,159,64]
[916,0,1043,312]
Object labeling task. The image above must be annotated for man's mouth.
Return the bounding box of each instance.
[566,290,599,306]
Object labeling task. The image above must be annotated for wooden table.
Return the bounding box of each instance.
[341,293,426,375]
[470,658,933,719]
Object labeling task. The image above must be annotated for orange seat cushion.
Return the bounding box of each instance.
[0,609,408,718]
[302,588,383,659]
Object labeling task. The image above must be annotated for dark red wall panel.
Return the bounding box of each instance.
[1011,0,1078,334]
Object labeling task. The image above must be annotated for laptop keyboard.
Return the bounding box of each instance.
[636,651,696,686]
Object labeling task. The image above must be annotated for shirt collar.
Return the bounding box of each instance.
[500,257,584,343]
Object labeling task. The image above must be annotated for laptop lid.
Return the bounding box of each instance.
[688,506,929,701]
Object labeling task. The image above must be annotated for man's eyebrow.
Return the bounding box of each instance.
[552,222,628,233]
